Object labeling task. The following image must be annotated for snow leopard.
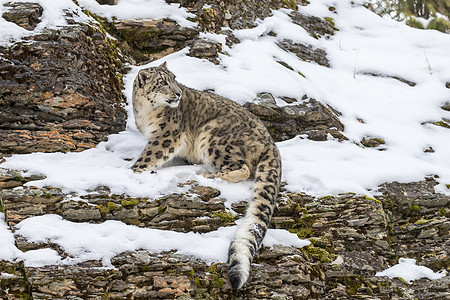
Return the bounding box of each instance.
[131,62,281,290]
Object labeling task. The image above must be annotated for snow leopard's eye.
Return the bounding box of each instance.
[161,80,168,86]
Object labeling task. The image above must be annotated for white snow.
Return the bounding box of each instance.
[77,0,196,28]
[13,214,309,267]
[0,0,449,280]
[0,0,195,45]
[0,213,21,262]
[376,258,447,283]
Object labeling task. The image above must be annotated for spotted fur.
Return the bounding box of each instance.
[132,62,281,290]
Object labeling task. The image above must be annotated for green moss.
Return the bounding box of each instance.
[212,212,236,224]
[309,236,331,247]
[427,18,450,33]
[121,198,139,207]
[397,277,408,285]
[414,218,429,225]
[438,208,447,216]
[290,227,314,239]
[97,201,121,214]
[202,7,217,19]
[302,244,332,263]
[344,276,363,296]
[324,17,334,24]
[411,204,420,211]
[433,120,450,129]
[406,17,425,29]
[365,195,382,204]
[281,0,298,10]
[330,263,341,271]
[194,277,208,288]
[43,191,53,199]
[157,206,166,214]
[126,218,141,226]
[107,201,119,210]
[211,275,224,289]
[12,174,24,182]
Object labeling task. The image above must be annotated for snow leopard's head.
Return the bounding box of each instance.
[133,62,182,109]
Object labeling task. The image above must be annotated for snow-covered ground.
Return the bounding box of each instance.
[0,0,449,283]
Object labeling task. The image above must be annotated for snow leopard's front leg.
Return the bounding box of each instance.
[132,130,184,174]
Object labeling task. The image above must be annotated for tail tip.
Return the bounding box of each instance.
[228,270,246,290]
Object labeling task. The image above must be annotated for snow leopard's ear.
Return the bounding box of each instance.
[160,61,168,69]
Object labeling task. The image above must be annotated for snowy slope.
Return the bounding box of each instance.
[1,0,449,282]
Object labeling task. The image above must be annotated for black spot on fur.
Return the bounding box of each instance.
[255,212,268,224]
[228,257,239,269]
[162,139,171,148]
[159,123,166,129]
[152,141,159,146]
[144,158,151,162]
[155,151,163,159]
[169,147,175,153]
[257,203,271,214]
[163,131,170,137]
[258,191,271,201]
[146,151,152,156]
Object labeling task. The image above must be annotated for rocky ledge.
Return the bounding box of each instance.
[0,169,448,299]
[0,4,127,154]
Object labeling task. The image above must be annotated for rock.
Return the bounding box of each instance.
[361,72,417,86]
[1,186,64,226]
[290,11,338,39]
[187,184,221,201]
[25,263,119,299]
[96,0,118,5]
[114,19,198,64]
[0,182,231,233]
[441,102,450,111]
[168,0,298,31]
[361,137,386,148]
[2,2,43,30]
[277,40,330,67]
[187,39,221,64]
[378,179,450,271]
[244,98,346,142]
[0,260,30,299]
[0,24,127,154]
[1,175,449,298]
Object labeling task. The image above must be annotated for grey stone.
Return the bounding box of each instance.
[2,2,43,30]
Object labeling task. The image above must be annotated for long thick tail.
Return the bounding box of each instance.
[227,146,281,290]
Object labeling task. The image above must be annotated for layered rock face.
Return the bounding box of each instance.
[0,1,448,300]
[1,170,448,299]
[0,3,127,154]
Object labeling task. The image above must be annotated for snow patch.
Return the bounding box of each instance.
[376,258,447,283]
[14,214,309,267]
